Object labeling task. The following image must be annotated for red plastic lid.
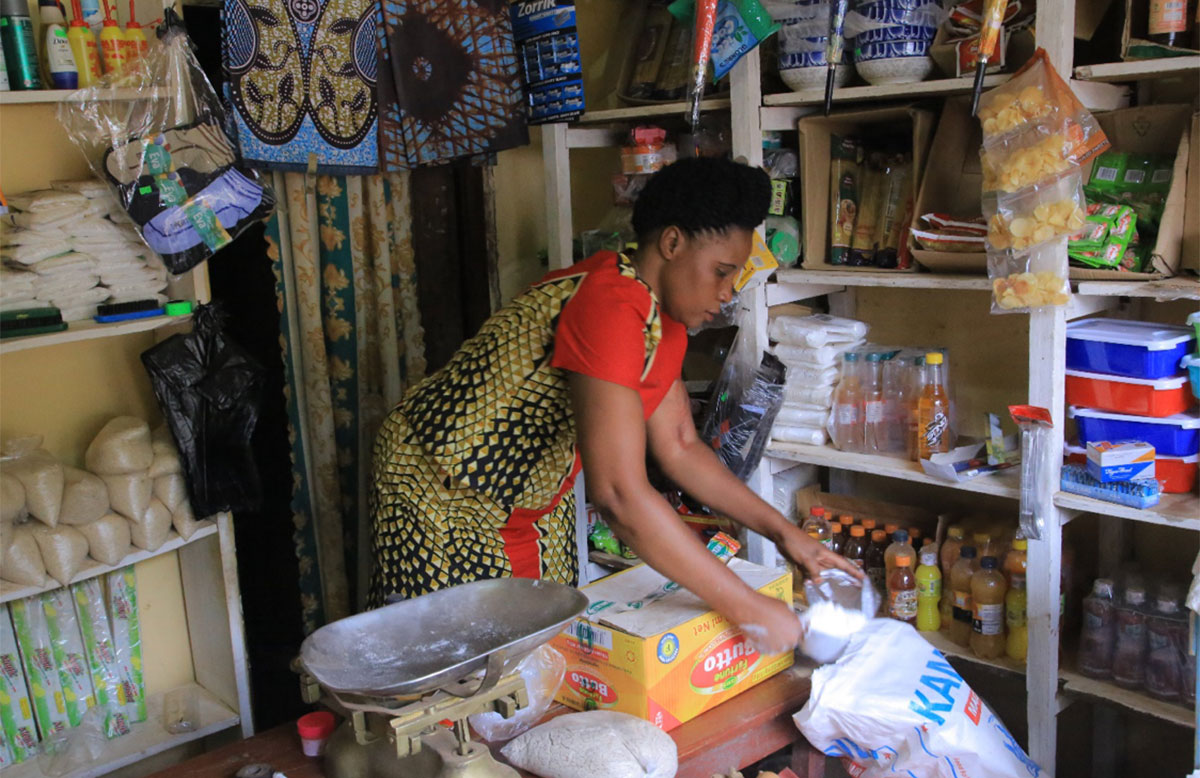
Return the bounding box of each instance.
[297,711,336,739]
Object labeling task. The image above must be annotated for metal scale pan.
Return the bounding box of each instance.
[300,578,588,699]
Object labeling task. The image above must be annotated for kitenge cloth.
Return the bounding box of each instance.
[375,0,529,170]
[368,252,688,604]
[223,0,380,173]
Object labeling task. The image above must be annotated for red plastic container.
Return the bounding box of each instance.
[1159,454,1198,494]
[1066,370,1195,418]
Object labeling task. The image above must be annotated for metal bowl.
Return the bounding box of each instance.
[300,578,588,697]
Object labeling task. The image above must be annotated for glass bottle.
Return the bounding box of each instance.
[1112,585,1149,689]
[1079,578,1117,679]
[888,554,918,625]
[949,546,978,647]
[1147,0,1195,47]
[1006,573,1027,663]
[970,556,1007,660]
[917,351,951,459]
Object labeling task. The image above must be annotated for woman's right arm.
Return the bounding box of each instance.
[569,372,801,654]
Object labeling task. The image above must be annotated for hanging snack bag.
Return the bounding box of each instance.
[829,135,862,265]
[988,242,1071,313]
[0,606,40,763]
[709,0,779,81]
[981,123,1074,194]
[59,11,274,275]
[987,171,1086,252]
[877,153,914,268]
[849,153,887,266]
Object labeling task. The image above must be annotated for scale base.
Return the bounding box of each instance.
[325,721,519,778]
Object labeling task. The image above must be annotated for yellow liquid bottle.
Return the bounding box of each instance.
[67,11,100,86]
[121,0,146,62]
[916,547,942,632]
[970,556,1007,660]
[917,351,951,459]
[98,16,125,74]
[1006,573,1028,662]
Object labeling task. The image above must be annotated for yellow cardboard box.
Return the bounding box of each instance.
[551,558,793,731]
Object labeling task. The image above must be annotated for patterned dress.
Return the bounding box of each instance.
[368,251,687,604]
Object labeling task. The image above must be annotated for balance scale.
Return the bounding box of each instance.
[298,578,588,778]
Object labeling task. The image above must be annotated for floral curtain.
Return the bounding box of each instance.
[266,171,426,633]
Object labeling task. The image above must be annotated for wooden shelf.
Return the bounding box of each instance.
[921,628,1027,676]
[588,550,639,571]
[1053,491,1200,532]
[3,682,240,778]
[1074,277,1200,301]
[0,313,191,355]
[573,98,732,125]
[767,442,1021,499]
[1074,57,1200,82]
[0,520,217,604]
[776,268,993,290]
[0,88,168,105]
[1060,667,1195,730]
[763,74,1011,108]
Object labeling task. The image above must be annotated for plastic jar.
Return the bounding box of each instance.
[297,711,336,757]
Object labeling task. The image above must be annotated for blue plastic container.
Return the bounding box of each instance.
[1070,407,1200,457]
[1184,354,1200,401]
[1066,319,1195,380]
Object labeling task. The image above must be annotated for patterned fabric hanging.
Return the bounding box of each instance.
[376,0,529,169]
[223,0,380,173]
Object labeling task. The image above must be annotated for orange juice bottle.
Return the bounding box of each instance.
[939,526,966,628]
[884,529,914,580]
[843,525,868,571]
[970,556,1007,659]
[949,546,978,646]
[888,554,918,625]
[1004,537,1028,585]
[917,351,951,459]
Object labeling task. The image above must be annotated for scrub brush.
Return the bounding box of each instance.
[1060,464,1161,509]
[0,307,67,338]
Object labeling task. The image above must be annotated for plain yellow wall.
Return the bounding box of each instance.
[1,101,196,695]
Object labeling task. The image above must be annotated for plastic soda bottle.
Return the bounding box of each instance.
[939,526,966,628]
[860,517,877,534]
[884,528,915,580]
[1004,537,1028,585]
[916,547,942,632]
[949,546,978,646]
[917,351,951,459]
[865,529,887,593]
[829,521,845,555]
[801,507,832,550]
[831,351,864,452]
[863,351,886,453]
[888,554,918,625]
[843,525,868,571]
[970,556,1007,659]
[66,0,99,85]
[98,10,124,74]
[121,0,147,62]
[906,354,926,460]
[1006,573,1027,662]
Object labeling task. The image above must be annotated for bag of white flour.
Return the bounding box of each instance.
[793,618,1042,778]
[501,710,677,778]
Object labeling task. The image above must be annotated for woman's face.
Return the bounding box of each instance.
[659,227,753,329]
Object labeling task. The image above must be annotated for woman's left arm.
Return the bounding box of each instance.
[647,380,864,580]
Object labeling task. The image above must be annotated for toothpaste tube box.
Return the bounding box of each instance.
[0,606,40,762]
[72,579,131,739]
[9,596,71,739]
[43,589,96,727]
[1087,440,1156,482]
[105,568,146,723]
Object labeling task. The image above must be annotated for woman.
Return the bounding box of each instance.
[369,157,859,653]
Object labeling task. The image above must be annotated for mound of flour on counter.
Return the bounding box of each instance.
[501,710,677,778]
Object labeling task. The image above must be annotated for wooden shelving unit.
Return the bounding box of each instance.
[763,74,1011,107]
[0,313,192,355]
[1054,491,1200,532]
[0,88,168,105]
[1074,56,1200,82]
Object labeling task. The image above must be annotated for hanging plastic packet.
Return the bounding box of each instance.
[683,0,717,130]
[58,10,274,275]
[1009,404,1051,540]
[671,0,779,85]
[988,242,1071,313]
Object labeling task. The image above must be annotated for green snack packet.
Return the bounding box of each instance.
[9,596,70,739]
[72,579,131,739]
[0,606,40,763]
[1087,151,1127,196]
[106,568,146,723]
[588,521,621,556]
[42,589,95,728]
[1068,215,1109,251]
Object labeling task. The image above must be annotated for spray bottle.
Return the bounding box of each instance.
[39,0,78,88]
[121,0,146,62]
[97,1,124,74]
[1,0,43,90]
[0,38,10,89]
[67,0,100,86]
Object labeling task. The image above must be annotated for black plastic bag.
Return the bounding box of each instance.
[141,304,265,516]
[699,349,787,482]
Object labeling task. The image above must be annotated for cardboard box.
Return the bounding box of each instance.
[551,559,792,731]
[929,24,1036,79]
[798,105,935,272]
[908,98,988,274]
[794,485,944,543]
[0,606,40,763]
[1122,0,1200,60]
[1181,112,1199,274]
[1087,440,1156,482]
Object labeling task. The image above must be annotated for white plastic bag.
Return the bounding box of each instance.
[3,439,65,527]
[79,513,132,566]
[59,467,110,526]
[793,619,1042,778]
[799,570,880,663]
[468,645,566,742]
[501,710,677,778]
[85,417,154,475]
[769,314,869,348]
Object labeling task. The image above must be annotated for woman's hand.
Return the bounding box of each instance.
[780,525,866,582]
[732,592,803,655]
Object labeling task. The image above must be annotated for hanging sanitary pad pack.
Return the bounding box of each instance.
[58,11,274,275]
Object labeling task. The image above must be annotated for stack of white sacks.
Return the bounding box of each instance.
[1,181,168,321]
[769,313,869,447]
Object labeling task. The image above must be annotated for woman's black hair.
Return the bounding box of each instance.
[631,157,771,243]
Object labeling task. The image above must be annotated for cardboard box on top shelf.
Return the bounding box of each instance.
[551,559,792,731]
[1182,112,1199,274]
[908,98,988,274]
[797,105,935,273]
[1075,103,1193,280]
[1121,0,1200,60]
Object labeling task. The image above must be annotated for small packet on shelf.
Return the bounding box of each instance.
[988,241,1071,313]
[986,171,1086,251]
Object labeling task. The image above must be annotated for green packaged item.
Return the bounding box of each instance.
[588,520,621,555]
[670,0,779,82]
[72,579,131,739]
[1069,216,1109,251]
[829,135,862,266]
[1087,151,1127,194]
[619,542,638,560]
[0,606,39,763]
[42,589,94,728]
[106,567,146,723]
[9,596,70,739]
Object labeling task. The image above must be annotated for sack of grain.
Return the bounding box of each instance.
[1,473,26,523]
[0,523,46,586]
[102,473,151,521]
[79,513,132,565]
[31,524,89,586]
[59,467,110,525]
[3,437,64,526]
[129,498,172,551]
[85,417,153,475]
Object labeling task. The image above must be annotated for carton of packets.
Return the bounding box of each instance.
[551,556,793,731]
[106,568,146,723]
[9,596,71,739]
[1087,440,1156,483]
[73,579,132,738]
[0,607,40,764]
[43,589,96,727]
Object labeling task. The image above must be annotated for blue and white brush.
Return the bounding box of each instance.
[1061,464,1161,509]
